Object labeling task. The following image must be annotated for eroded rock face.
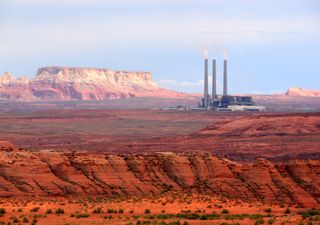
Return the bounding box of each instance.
[0,67,184,100]
[0,143,319,208]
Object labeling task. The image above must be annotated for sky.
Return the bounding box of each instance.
[0,0,319,94]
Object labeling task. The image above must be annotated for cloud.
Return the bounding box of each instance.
[1,14,317,59]
[158,76,222,93]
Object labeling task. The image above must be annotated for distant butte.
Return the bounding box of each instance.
[285,87,320,97]
[0,66,187,101]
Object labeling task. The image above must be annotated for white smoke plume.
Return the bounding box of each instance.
[203,49,208,59]
[223,48,228,60]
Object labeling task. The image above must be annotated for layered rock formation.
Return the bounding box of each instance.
[0,67,185,100]
[0,142,319,208]
[285,87,320,97]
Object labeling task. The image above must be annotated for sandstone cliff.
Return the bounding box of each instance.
[0,142,319,208]
[0,67,185,101]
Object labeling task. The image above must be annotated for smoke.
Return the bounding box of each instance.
[203,49,208,59]
[223,48,228,60]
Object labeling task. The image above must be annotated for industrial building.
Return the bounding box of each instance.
[199,56,266,111]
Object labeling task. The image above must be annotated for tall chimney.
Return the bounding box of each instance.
[204,58,208,108]
[212,59,216,98]
[223,59,227,96]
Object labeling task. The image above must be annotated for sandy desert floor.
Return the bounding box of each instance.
[0,193,318,225]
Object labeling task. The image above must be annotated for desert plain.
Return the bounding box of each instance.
[0,102,320,225]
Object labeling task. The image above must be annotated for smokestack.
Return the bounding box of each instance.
[223,59,227,96]
[212,59,216,98]
[204,58,208,108]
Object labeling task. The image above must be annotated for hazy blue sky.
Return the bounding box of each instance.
[1,0,319,94]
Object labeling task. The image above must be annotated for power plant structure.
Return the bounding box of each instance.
[199,56,266,111]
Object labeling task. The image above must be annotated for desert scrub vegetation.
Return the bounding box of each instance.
[92,207,102,213]
[0,208,6,216]
[144,209,151,214]
[264,208,272,213]
[75,213,90,218]
[221,209,229,214]
[284,208,291,214]
[55,208,65,214]
[220,223,240,225]
[299,208,320,219]
[45,209,52,214]
[254,219,265,225]
[30,207,40,212]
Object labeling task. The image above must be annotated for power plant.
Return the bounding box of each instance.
[199,54,265,111]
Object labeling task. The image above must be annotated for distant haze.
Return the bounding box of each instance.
[0,0,319,94]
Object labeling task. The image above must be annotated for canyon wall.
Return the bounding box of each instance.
[0,142,319,208]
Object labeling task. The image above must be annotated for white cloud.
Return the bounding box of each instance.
[158,76,223,93]
[0,14,317,59]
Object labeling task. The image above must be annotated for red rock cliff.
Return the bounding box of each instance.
[0,142,319,208]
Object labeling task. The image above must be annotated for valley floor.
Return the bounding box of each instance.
[0,194,318,225]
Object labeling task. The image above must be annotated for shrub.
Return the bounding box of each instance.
[268,218,275,224]
[75,213,89,218]
[55,208,65,214]
[46,209,52,214]
[107,208,115,213]
[12,218,19,223]
[30,207,40,212]
[222,209,229,214]
[145,209,151,214]
[118,208,124,213]
[265,208,272,213]
[92,207,102,214]
[285,208,291,214]
[0,208,6,215]
[23,217,29,223]
[254,219,265,225]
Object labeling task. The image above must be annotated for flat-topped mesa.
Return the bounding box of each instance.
[0,66,184,101]
[34,66,156,86]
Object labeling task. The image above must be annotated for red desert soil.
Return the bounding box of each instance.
[0,194,316,225]
[105,112,320,160]
[1,110,319,159]
[0,112,320,224]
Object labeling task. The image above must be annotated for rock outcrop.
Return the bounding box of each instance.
[0,142,319,208]
[0,67,185,100]
[285,87,320,97]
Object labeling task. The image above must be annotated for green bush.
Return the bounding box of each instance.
[30,207,40,212]
[92,207,102,214]
[145,209,151,214]
[285,208,291,214]
[254,219,265,225]
[118,208,124,213]
[264,208,272,213]
[221,209,229,214]
[55,208,64,214]
[268,218,275,224]
[0,208,6,215]
[75,213,89,218]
